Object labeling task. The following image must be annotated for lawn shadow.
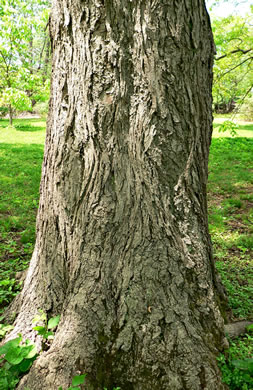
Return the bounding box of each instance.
[0,118,46,132]
[239,123,253,131]
[14,124,44,132]
[0,142,44,313]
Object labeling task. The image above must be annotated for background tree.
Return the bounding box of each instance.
[0,0,50,124]
[211,9,253,114]
[7,1,228,389]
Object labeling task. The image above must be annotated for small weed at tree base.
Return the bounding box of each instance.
[217,334,253,390]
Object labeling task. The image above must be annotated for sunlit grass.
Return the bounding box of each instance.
[0,118,46,145]
[208,136,253,320]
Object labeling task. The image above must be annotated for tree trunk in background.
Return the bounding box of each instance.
[43,38,50,83]
[8,105,13,126]
[10,0,228,389]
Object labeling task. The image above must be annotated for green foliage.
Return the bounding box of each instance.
[0,335,37,390]
[58,374,87,390]
[32,309,47,325]
[217,335,253,389]
[0,89,31,112]
[0,0,50,122]
[246,324,253,334]
[71,374,87,386]
[212,12,253,115]
[218,120,238,137]
[0,106,8,117]
[216,261,253,318]
[32,310,60,350]
[57,374,120,390]
[232,359,253,373]
[0,311,59,390]
[104,388,121,390]
[0,324,13,339]
[48,315,61,330]
[213,118,253,138]
[0,278,22,309]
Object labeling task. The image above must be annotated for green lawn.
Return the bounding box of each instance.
[208,137,253,320]
[0,118,45,313]
[0,118,46,145]
[0,117,252,389]
[208,124,253,389]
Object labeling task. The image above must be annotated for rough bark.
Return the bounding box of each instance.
[8,1,228,389]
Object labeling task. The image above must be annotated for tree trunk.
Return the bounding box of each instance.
[42,38,50,83]
[8,105,13,126]
[9,1,228,389]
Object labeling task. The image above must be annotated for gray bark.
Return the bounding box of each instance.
[8,1,228,389]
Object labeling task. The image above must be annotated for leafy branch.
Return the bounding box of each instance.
[215,47,253,61]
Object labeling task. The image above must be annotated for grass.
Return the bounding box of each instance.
[0,118,46,145]
[0,118,45,313]
[217,333,253,390]
[0,117,252,389]
[208,121,253,389]
[208,137,253,320]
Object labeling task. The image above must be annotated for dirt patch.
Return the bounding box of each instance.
[3,113,41,119]
[207,193,226,208]
[227,219,249,234]
[214,117,253,125]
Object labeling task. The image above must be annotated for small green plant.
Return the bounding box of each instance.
[246,324,253,334]
[216,261,253,319]
[0,335,37,390]
[32,309,60,350]
[0,312,60,389]
[218,120,238,137]
[104,387,121,390]
[58,374,87,390]
[0,324,13,340]
[0,278,21,308]
[217,334,253,389]
[232,358,253,374]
